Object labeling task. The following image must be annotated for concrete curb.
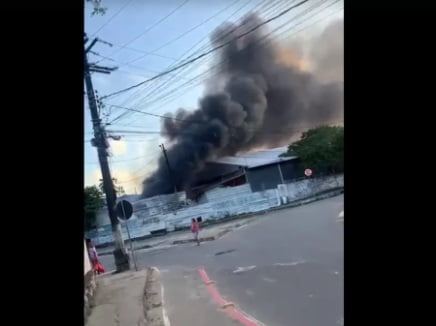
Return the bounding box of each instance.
[172,228,232,245]
[98,244,153,257]
[84,270,97,324]
[144,267,169,326]
[172,236,214,245]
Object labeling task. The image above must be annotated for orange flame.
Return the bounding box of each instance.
[275,46,311,71]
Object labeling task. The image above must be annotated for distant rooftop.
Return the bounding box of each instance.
[210,146,298,169]
[115,148,298,200]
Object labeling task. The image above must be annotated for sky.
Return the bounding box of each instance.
[84,0,343,194]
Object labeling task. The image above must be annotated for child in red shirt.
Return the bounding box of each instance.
[191,218,200,246]
[86,238,105,274]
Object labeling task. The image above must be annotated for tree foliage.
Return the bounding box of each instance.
[99,178,125,196]
[86,0,107,16]
[282,126,344,174]
[84,185,104,231]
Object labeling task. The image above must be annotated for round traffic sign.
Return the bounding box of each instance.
[304,168,313,177]
[116,200,133,220]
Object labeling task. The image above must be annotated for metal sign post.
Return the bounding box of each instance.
[116,200,137,271]
[304,168,317,195]
[123,218,137,271]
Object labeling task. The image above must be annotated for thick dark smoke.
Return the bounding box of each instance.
[308,19,343,83]
[142,14,343,197]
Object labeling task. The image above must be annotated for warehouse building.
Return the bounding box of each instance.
[188,146,303,199]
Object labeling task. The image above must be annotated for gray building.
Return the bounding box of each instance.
[188,147,302,199]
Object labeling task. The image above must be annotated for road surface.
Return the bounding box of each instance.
[100,195,344,326]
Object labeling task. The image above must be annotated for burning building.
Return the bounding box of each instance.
[141,14,343,198]
[187,146,301,200]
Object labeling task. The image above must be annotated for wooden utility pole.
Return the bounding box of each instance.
[84,35,130,272]
[159,144,177,194]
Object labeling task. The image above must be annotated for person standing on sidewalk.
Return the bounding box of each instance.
[191,218,200,246]
[86,238,105,274]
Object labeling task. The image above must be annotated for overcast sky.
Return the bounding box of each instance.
[84,0,343,194]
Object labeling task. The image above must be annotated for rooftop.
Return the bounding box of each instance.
[210,146,298,169]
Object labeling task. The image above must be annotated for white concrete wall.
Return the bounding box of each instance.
[95,192,186,228]
[96,208,110,227]
[84,241,92,275]
[87,174,343,246]
[284,174,343,201]
[202,184,252,202]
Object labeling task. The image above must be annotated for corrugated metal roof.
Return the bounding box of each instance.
[210,146,298,168]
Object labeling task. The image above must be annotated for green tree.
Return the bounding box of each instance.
[84,185,104,231]
[282,126,344,174]
[99,178,125,197]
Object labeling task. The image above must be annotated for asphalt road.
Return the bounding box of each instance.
[100,194,344,326]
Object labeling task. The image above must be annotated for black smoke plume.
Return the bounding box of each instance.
[142,14,343,197]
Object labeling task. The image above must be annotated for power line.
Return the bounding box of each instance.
[108,0,338,123]
[116,157,161,184]
[100,0,310,101]
[113,0,289,116]
[109,44,179,62]
[116,0,341,119]
[276,2,342,42]
[115,68,192,82]
[106,124,337,136]
[109,0,260,124]
[102,0,191,61]
[96,43,178,64]
[111,0,256,119]
[108,0,341,128]
[101,0,300,125]
[118,138,161,143]
[115,0,264,120]
[106,103,203,123]
[90,0,134,37]
[89,50,116,62]
[117,173,150,184]
[89,51,193,81]
[86,154,154,165]
[122,0,245,67]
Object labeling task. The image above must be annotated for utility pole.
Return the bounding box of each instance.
[159,144,177,194]
[84,35,130,272]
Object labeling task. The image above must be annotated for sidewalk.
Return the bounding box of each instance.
[97,219,251,256]
[159,268,238,326]
[85,267,236,326]
[86,269,149,326]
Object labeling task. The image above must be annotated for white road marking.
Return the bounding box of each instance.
[245,289,255,296]
[239,309,267,326]
[274,260,306,267]
[337,210,344,222]
[149,267,171,326]
[161,284,171,326]
[232,265,256,274]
